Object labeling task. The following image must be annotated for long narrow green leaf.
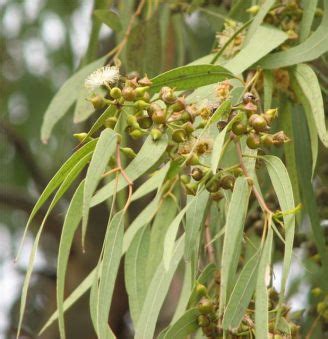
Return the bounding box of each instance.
[125,225,151,326]
[93,9,122,31]
[255,227,273,339]
[219,177,250,316]
[16,139,97,260]
[91,135,168,206]
[41,56,106,143]
[146,196,178,284]
[262,156,295,321]
[97,210,125,338]
[135,236,185,339]
[163,308,200,339]
[245,0,275,44]
[17,154,91,339]
[150,65,234,93]
[82,129,117,247]
[57,181,84,339]
[224,25,287,74]
[299,0,318,42]
[291,63,328,148]
[184,190,209,260]
[222,251,261,330]
[263,70,274,111]
[258,9,328,69]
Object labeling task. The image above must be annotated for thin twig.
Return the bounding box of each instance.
[305,315,321,339]
[205,215,215,263]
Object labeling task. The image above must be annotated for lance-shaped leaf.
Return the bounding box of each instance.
[41,56,107,143]
[57,181,84,339]
[291,63,328,148]
[135,236,184,339]
[224,25,287,74]
[255,227,273,339]
[150,64,233,93]
[258,9,328,69]
[222,251,261,330]
[82,128,117,247]
[97,210,125,338]
[299,0,318,42]
[125,225,151,326]
[16,139,97,259]
[208,100,232,125]
[17,154,91,339]
[184,190,210,260]
[219,177,250,316]
[93,9,122,31]
[262,156,295,320]
[163,308,200,339]
[91,135,168,206]
[263,70,274,111]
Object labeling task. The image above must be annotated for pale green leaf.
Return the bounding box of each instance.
[57,181,84,339]
[41,56,106,143]
[94,9,122,31]
[91,135,168,207]
[255,227,273,339]
[82,129,117,247]
[222,251,260,330]
[163,308,200,339]
[135,236,185,339]
[125,225,150,326]
[219,177,250,316]
[299,0,318,42]
[208,100,232,125]
[97,210,125,338]
[263,70,274,111]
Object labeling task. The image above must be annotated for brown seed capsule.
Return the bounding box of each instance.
[170,97,186,112]
[243,92,256,104]
[122,86,137,101]
[138,75,152,86]
[220,175,235,190]
[261,134,274,147]
[232,121,247,135]
[246,133,261,149]
[272,131,290,146]
[160,86,177,104]
[147,103,162,118]
[249,114,268,132]
[90,95,105,109]
[205,178,220,193]
[191,167,203,181]
[211,191,224,201]
[172,129,186,143]
[151,109,166,124]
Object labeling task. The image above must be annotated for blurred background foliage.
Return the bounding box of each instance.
[0,0,327,338]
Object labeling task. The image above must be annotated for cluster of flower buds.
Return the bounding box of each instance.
[228,92,290,149]
[313,288,328,322]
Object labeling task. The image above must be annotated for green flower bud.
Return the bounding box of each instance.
[138,116,153,129]
[135,86,150,98]
[110,87,122,99]
[151,109,166,124]
[135,100,150,110]
[232,121,247,135]
[73,133,92,143]
[180,174,190,184]
[185,182,198,195]
[185,153,200,166]
[197,315,210,327]
[172,129,186,143]
[104,116,118,129]
[90,95,105,109]
[246,133,261,149]
[205,178,220,193]
[183,122,195,135]
[150,128,162,141]
[198,299,214,315]
[129,129,145,139]
[317,301,327,314]
[170,97,186,112]
[211,191,224,201]
[311,287,322,297]
[246,5,260,14]
[127,115,139,129]
[261,134,274,147]
[249,114,268,132]
[148,103,162,118]
[195,283,207,297]
[120,147,137,159]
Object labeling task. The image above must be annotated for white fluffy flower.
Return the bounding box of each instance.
[84,65,120,90]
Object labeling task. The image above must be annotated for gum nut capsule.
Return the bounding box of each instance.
[151,109,166,124]
[246,133,261,149]
[185,182,198,195]
[129,129,144,139]
[160,87,177,104]
[183,122,195,135]
[197,315,210,327]
[148,103,162,117]
[195,283,207,296]
[186,153,200,166]
[220,175,235,190]
[191,167,203,181]
[170,97,186,112]
[135,86,150,98]
[110,87,122,99]
[122,86,137,101]
[243,92,256,104]
[205,179,220,193]
[248,114,268,132]
[138,116,153,129]
[232,121,247,135]
[172,129,186,143]
[198,299,214,314]
[120,147,137,158]
[150,128,162,141]
[180,174,190,184]
[90,95,105,109]
[261,134,274,147]
[138,76,152,86]
[211,191,224,201]
[134,100,150,110]
[127,115,139,128]
[104,116,118,129]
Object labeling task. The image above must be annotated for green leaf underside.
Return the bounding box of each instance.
[262,156,295,322]
[291,64,328,148]
[82,129,117,247]
[135,236,185,339]
[17,153,91,339]
[258,9,328,69]
[97,210,125,338]
[222,251,261,330]
[41,56,107,143]
[17,139,98,260]
[91,135,168,207]
[93,9,122,31]
[125,225,151,326]
[299,0,318,42]
[150,64,234,93]
[255,227,273,339]
[57,181,84,339]
[219,177,250,316]
[163,308,200,339]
